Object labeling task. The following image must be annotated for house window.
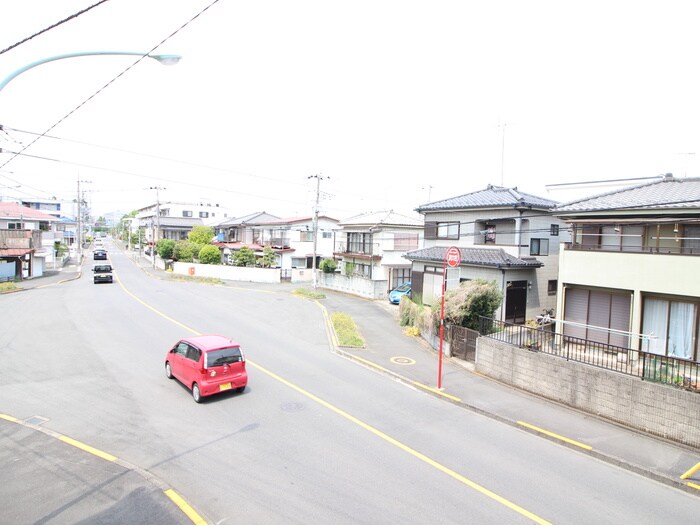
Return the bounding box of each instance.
[322,231,332,239]
[300,231,313,242]
[642,296,698,361]
[347,232,372,253]
[548,280,557,296]
[160,208,169,216]
[55,224,66,231]
[437,222,459,240]
[182,210,193,218]
[393,233,418,251]
[550,224,559,236]
[8,222,21,229]
[530,238,549,256]
[484,225,496,244]
[199,211,209,218]
[391,267,411,286]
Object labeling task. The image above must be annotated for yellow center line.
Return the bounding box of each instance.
[58,435,117,462]
[119,274,550,524]
[164,489,207,525]
[688,482,700,491]
[517,421,593,451]
[0,413,18,422]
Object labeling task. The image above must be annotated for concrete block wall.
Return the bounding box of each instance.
[476,337,700,449]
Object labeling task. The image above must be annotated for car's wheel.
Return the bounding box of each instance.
[165,362,173,379]
[192,383,202,403]
[236,385,246,393]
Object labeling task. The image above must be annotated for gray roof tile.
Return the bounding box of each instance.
[555,175,700,213]
[404,246,542,268]
[417,184,559,212]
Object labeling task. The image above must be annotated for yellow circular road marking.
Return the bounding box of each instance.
[390,356,416,365]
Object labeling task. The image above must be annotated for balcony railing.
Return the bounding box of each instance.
[334,241,380,257]
[566,243,700,255]
[478,317,700,393]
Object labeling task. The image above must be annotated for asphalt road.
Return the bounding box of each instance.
[1,241,699,524]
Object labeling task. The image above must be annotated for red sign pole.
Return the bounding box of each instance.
[438,256,447,390]
[438,246,460,390]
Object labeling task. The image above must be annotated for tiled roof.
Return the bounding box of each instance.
[0,202,57,221]
[339,210,423,227]
[554,175,700,213]
[416,184,559,212]
[0,247,33,257]
[218,212,280,227]
[404,246,542,268]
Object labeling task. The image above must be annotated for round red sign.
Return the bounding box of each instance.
[446,246,461,268]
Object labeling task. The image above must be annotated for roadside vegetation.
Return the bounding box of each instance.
[0,282,18,293]
[171,275,224,285]
[293,287,326,299]
[331,312,365,347]
[399,279,503,334]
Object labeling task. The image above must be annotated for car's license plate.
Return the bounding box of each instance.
[219,383,232,391]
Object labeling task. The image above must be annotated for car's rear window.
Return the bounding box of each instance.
[205,346,243,367]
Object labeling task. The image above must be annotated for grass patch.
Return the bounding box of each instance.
[331,312,365,347]
[171,275,224,285]
[0,282,18,293]
[293,287,326,299]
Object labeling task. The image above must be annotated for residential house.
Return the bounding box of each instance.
[329,210,424,297]
[212,213,338,269]
[0,202,57,279]
[406,184,565,323]
[554,173,700,363]
[136,201,234,243]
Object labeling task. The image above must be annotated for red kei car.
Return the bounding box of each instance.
[165,335,247,403]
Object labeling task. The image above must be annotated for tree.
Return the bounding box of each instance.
[173,240,198,262]
[431,279,503,331]
[233,246,256,267]
[199,244,221,264]
[188,226,215,245]
[319,258,337,273]
[156,239,176,260]
[260,246,276,268]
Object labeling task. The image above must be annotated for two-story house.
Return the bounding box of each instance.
[136,201,234,243]
[0,202,57,279]
[406,184,565,323]
[331,210,424,296]
[554,174,700,363]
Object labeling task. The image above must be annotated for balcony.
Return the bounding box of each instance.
[333,241,381,259]
[566,222,700,256]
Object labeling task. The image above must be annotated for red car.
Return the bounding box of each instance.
[165,335,247,403]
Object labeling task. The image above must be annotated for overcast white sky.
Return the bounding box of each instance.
[1,1,699,221]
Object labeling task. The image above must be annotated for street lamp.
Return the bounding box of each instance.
[0,51,181,92]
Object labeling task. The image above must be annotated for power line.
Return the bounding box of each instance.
[0,0,222,172]
[0,0,111,55]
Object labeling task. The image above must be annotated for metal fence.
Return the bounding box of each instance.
[478,317,700,393]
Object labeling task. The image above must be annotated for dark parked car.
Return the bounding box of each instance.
[93,264,113,284]
[93,249,108,260]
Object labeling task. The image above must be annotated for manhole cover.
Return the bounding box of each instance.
[24,416,49,426]
[390,356,416,366]
[281,402,305,413]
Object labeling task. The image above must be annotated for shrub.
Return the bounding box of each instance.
[431,279,503,332]
[156,239,176,259]
[199,244,221,264]
[319,258,337,273]
[173,240,200,262]
[188,225,215,245]
[233,246,256,267]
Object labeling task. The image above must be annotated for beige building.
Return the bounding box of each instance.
[554,174,700,362]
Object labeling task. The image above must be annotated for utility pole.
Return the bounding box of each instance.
[307,174,327,289]
[148,186,165,269]
[76,178,91,261]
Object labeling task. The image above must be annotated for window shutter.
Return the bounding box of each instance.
[425,222,437,240]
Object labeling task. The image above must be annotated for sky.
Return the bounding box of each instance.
[1,0,700,222]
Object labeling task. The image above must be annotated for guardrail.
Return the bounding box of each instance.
[478,317,699,393]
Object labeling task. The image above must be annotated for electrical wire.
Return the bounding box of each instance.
[0,0,111,55]
[0,0,222,172]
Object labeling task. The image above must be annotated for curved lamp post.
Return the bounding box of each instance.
[0,51,181,92]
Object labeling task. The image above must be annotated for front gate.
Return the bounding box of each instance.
[448,325,479,362]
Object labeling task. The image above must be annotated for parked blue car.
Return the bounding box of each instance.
[388,282,411,304]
